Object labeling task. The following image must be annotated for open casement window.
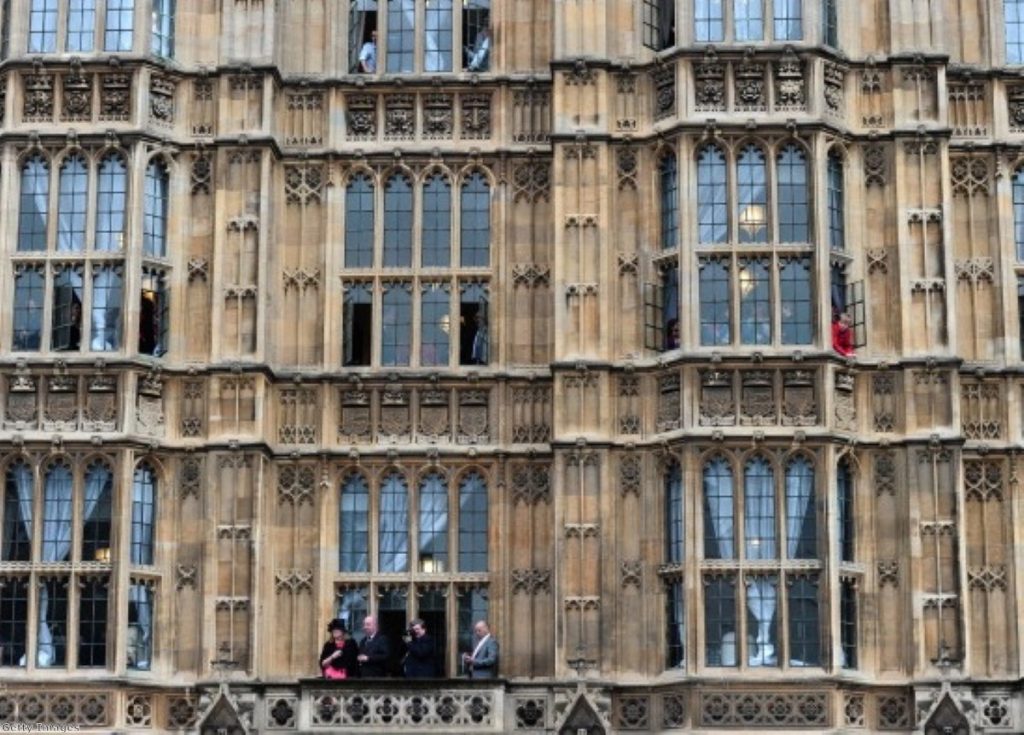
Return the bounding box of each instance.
[127,581,154,670]
[642,0,676,51]
[139,270,168,357]
[459,282,489,365]
[52,266,84,352]
[343,282,373,366]
[831,264,866,349]
[645,263,679,352]
[349,1,378,72]
[462,1,490,71]
[420,282,452,367]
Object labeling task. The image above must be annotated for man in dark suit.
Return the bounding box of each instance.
[402,618,437,678]
[357,616,390,677]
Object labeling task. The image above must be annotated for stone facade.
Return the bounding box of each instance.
[0,1,1022,733]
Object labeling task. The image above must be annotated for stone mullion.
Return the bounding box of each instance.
[254,150,270,362]
[0,145,16,345]
[994,151,1022,365]
[937,142,959,357]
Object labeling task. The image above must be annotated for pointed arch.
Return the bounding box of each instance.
[339,471,370,572]
[422,171,452,267]
[703,454,735,559]
[697,142,728,244]
[95,151,128,252]
[130,462,157,565]
[378,470,409,572]
[457,470,488,572]
[18,152,50,252]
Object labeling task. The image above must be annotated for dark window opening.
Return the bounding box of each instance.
[418,589,446,674]
[704,574,737,667]
[52,269,83,352]
[78,576,107,668]
[0,576,28,666]
[349,2,378,73]
[788,574,821,667]
[139,272,168,356]
[663,266,680,350]
[822,0,838,47]
[127,583,152,669]
[643,279,664,352]
[463,1,490,71]
[837,459,855,562]
[666,581,685,668]
[82,463,113,563]
[3,464,33,562]
[343,284,373,366]
[378,587,407,676]
[459,285,488,365]
[746,574,778,666]
[642,0,675,51]
[840,579,857,668]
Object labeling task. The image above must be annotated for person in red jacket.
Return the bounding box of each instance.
[832,311,855,357]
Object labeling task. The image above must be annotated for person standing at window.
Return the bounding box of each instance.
[320,619,359,679]
[359,30,378,73]
[467,26,490,71]
[461,620,498,678]
[832,310,855,357]
[357,615,391,677]
[402,618,437,678]
[470,312,489,364]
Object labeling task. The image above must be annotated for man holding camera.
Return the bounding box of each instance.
[402,618,437,678]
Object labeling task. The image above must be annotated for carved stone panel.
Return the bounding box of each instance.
[457,390,489,444]
[339,388,372,443]
[740,371,775,425]
[700,370,735,426]
[417,388,451,442]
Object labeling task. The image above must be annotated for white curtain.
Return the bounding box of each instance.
[423,0,452,72]
[704,461,733,558]
[744,460,775,559]
[785,460,814,558]
[378,474,408,572]
[746,578,777,666]
[37,467,73,667]
[11,466,32,667]
[129,585,152,669]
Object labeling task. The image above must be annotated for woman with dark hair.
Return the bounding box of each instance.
[320,619,359,679]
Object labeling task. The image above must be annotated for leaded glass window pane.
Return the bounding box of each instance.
[666,581,685,668]
[67,0,96,52]
[379,473,409,572]
[822,0,837,47]
[780,257,812,345]
[78,577,107,667]
[739,257,771,344]
[143,161,169,258]
[383,174,413,267]
[840,579,857,668]
[3,463,33,561]
[58,155,88,252]
[381,282,411,366]
[737,146,767,243]
[827,153,845,250]
[704,575,736,666]
[458,473,488,572]
[838,459,854,562]
[422,174,451,267]
[424,0,452,72]
[1010,0,1024,63]
[90,266,123,351]
[744,457,776,559]
[339,474,369,572]
[734,0,763,40]
[95,155,127,252]
[13,269,45,351]
[420,283,450,367]
[29,0,57,53]
[41,464,73,563]
[104,0,134,51]
[699,258,731,345]
[660,154,679,250]
[19,155,49,252]
[695,0,724,42]
[127,583,152,669]
[130,465,156,565]
[789,574,821,666]
[773,0,802,40]
[82,463,112,563]
[151,0,174,57]
[0,577,29,666]
[386,0,414,73]
[419,474,449,572]
[665,463,684,563]
[460,173,490,267]
[777,145,809,243]
[36,577,67,667]
[746,574,778,666]
[703,457,734,559]
[345,174,375,268]
[784,457,815,558]
[698,145,728,244]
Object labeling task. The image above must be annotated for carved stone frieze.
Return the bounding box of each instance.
[694,49,725,111]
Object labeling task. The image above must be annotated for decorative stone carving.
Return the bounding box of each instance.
[967,565,1007,591]
[824,62,846,115]
[418,388,451,441]
[511,568,551,595]
[616,147,638,190]
[835,371,856,431]
[191,151,212,195]
[564,59,595,86]
[740,370,775,425]
[61,66,92,121]
[954,257,994,286]
[875,451,896,495]
[384,94,416,140]
[515,698,546,729]
[460,93,491,139]
[699,692,828,727]
[878,560,899,587]
[267,698,297,729]
[99,73,131,121]
[960,383,1001,439]
[657,374,681,431]
[512,87,551,142]
[735,53,766,111]
[457,390,489,444]
[700,370,736,426]
[311,690,494,727]
[339,388,372,442]
[511,464,550,505]
[284,164,324,206]
[511,263,551,288]
[867,247,888,275]
[950,157,990,197]
[782,370,817,426]
[963,459,1002,501]
[125,694,152,727]
[620,561,642,589]
[1009,85,1024,132]
[662,694,686,729]
[694,49,725,111]
[843,694,865,728]
[0,692,110,728]
[511,161,551,203]
[863,144,887,187]
[275,569,313,594]
[774,48,806,110]
[510,386,551,443]
[150,74,176,123]
[619,455,641,497]
[346,94,377,139]
[652,65,675,120]
[277,464,316,505]
[423,93,453,139]
[615,696,649,729]
[379,387,411,441]
[24,68,55,121]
